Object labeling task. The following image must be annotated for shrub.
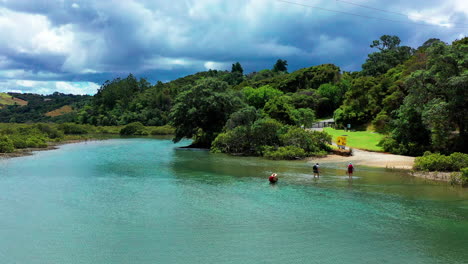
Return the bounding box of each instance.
[25,136,48,148]
[9,135,29,149]
[58,123,90,134]
[264,146,307,160]
[461,167,468,187]
[0,135,15,153]
[120,122,148,135]
[250,118,284,147]
[450,168,468,187]
[414,152,468,172]
[150,125,175,135]
[449,152,468,171]
[211,126,252,154]
[281,127,317,152]
[35,123,64,139]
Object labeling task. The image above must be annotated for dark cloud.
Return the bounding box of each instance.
[0,0,466,94]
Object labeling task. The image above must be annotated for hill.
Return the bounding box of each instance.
[45,105,74,117]
[0,92,91,123]
[0,93,28,108]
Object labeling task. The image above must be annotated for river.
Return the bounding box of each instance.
[0,138,467,263]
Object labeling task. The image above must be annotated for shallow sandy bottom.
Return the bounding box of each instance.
[310,148,415,170]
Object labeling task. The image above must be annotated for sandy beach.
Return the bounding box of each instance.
[311,148,415,170]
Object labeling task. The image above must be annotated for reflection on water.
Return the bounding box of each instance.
[0,138,467,264]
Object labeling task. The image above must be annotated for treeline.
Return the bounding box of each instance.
[0,92,91,123]
[334,36,467,156]
[74,59,344,158]
[0,123,174,153]
[3,35,466,158]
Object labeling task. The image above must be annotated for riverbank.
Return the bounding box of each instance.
[309,149,462,183]
[0,139,100,159]
[312,148,415,169]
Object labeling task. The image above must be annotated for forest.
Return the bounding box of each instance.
[1,35,466,159]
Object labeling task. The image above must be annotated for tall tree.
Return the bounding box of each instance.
[273,59,288,73]
[169,78,243,147]
[362,35,414,76]
[231,62,244,74]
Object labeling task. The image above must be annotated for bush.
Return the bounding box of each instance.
[120,122,148,135]
[450,167,468,187]
[0,135,15,153]
[250,118,284,147]
[264,146,307,160]
[461,167,468,187]
[281,127,318,152]
[58,123,90,134]
[35,123,64,139]
[150,125,175,135]
[25,136,48,148]
[414,152,468,172]
[449,152,468,171]
[8,134,48,149]
[211,126,252,154]
[9,135,29,149]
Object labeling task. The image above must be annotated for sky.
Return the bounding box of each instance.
[0,0,466,95]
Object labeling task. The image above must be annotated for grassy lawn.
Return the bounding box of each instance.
[323,127,385,152]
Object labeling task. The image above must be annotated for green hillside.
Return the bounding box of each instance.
[0,93,27,108]
[0,92,91,123]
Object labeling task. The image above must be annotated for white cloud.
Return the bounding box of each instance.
[142,56,195,70]
[406,0,468,27]
[0,0,467,94]
[204,61,229,70]
[0,7,75,55]
[0,80,99,95]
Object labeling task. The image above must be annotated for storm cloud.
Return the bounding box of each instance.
[0,0,466,94]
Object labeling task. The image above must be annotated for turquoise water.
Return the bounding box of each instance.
[0,138,467,264]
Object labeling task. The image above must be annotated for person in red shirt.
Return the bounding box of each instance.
[269,173,278,184]
[347,162,354,178]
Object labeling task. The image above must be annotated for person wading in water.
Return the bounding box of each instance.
[347,162,354,178]
[269,173,278,184]
[313,163,320,178]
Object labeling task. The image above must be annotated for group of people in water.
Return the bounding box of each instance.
[269,162,355,184]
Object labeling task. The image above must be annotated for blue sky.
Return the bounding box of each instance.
[0,0,466,95]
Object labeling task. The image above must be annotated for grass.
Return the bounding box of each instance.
[323,127,385,152]
[45,105,73,117]
[0,93,28,108]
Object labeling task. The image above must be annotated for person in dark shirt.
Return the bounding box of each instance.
[313,163,320,178]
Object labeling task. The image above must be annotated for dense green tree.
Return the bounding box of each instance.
[273,59,288,73]
[263,96,298,125]
[333,76,378,127]
[231,62,244,74]
[225,106,259,130]
[170,78,243,147]
[242,85,283,109]
[362,35,414,76]
[248,69,278,82]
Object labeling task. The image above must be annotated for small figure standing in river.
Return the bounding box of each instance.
[313,163,320,178]
[269,173,278,184]
[347,162,354,178]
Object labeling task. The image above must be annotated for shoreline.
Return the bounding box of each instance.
[310,148,415,170]
[0,139,456,184]
[0,139,101,160]
[307,148,453,183]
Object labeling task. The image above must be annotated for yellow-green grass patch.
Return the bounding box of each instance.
[323,127,385,152]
